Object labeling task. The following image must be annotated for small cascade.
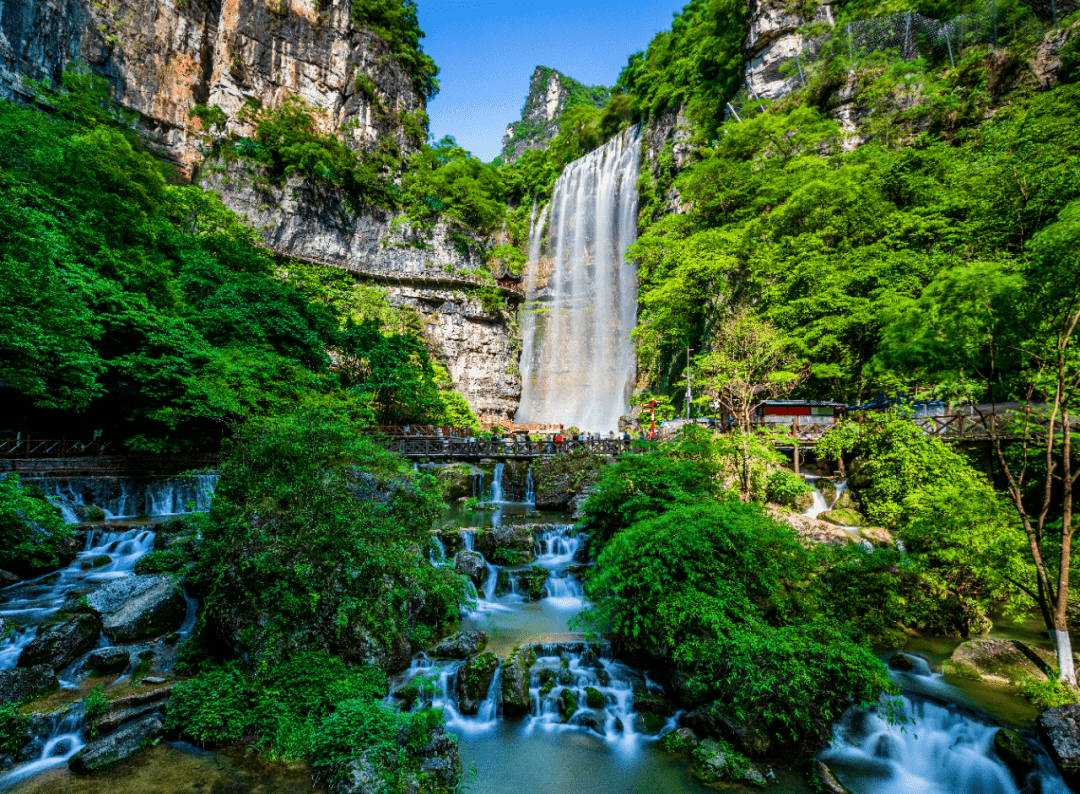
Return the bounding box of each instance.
[0,708,85,789]
[535,525,582,566]
[488,463,505,504]
[0,527,157,670]
[39,473,218,523]
[460,529,476,552]
[821,696,1070,794]
[472,471,486,500]
[475,663,503,723]
[524,465,535,506]
[543,573,585,611]
[430,534,448,566]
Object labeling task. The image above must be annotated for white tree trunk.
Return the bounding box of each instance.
[1052,628,1078,686]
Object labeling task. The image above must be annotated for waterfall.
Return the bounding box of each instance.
[40,473,218,523]
[0,709,86,788]
[472,471,486,500]
[525,465,535,506]
[488,463,505,504]
[515,127,642,432]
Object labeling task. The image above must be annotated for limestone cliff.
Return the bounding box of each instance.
[0,0,422,178]
[499,66,609,164]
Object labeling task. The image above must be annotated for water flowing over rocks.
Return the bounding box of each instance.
[432,631,487,660]
[69,715,164,774]
[17,613,101,670]
[85,574,187,641]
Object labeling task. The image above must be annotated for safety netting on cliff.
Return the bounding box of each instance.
[726,0,1079,122]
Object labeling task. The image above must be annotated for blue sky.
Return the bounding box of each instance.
[415,0,688,161]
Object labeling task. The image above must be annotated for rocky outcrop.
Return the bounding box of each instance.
[456,652,499,715]
[0,665,58,705]
[767,507,853,547]
[690,738,769,788]
[432,631,486,660]
[744,0,836,100]
[335,720,461,794]
[499,645,534,717]
[0,0,424,179]
[1039,704,1080,789]
[18,613,100,669]
[85,574,186,641]
[500,66,609,164]
[69,715,163,774]
[681,701,771,757]
[476,524,535,563]
[87,647,130,674]
[199,161,523,419]
[96,684,174,734]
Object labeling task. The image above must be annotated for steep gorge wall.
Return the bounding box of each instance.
[500,66,609,164]
[0,0,421,178]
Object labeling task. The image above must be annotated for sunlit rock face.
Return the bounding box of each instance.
[0,0,422,179]
[744,0,837,100]
[500,66,609,164]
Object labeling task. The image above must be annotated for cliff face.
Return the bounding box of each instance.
[0,0,421,178]
[743,0,836,100]
[500,66,609,164]
[201,161,523,419]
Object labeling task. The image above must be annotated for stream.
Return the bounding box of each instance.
[0,468,1073,793]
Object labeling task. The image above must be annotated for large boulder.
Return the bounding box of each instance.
[1039,704,1080,788]
[87,648,130,675]
[69,715,163,774]
[690,739,768,788]
[433,631,487,660]
[942,639,1057,686]
[456,652,500,715]
[766,507,853,548]
[860,527,894,549]
[476,524,535,563]
[18,614,100,670]
[0,665,58,704]
[817,479,837,505]
[432,465,476,501]
[96,684,175,734]
[453,551,487,589]
[500,646,534,717]
[993,728,1034,784]
[832,489,857,511]
[85,575,186,641]
[819,508,867,527]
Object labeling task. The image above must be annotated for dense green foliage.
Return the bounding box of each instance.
[188,401,470,668]
[350,0,439,100]
[0,474,73,577]
[0,703,27,755]
[579,436,896,750]
[0,73,476,446]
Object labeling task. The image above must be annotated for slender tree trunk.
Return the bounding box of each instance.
[1059,407,1077,685]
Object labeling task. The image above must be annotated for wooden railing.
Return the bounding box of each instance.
[379,435,631,459]
[0,439,119,458]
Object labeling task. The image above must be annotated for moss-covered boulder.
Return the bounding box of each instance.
[819,508,866,527]
[476,524,535,563]
[18,613,101,669]
[558,688,578,719]
[887,652,914,671]
[453,550,487,588]
[942,638,1057,685]
[832,489,857,511]
[848,458,872,491]
[633,712,666,734]
[811,760,853,794]
[681,701,771,756]
[690,738,767,788]
[456,652,500,715]
[817,479,837,505]
[584,686,605,709]
[433,465,476,501]
[433,631,487,660]
[632,688,674,717]
[500,646,535,717]
[993,728,1034,783]
[860,526,894,549]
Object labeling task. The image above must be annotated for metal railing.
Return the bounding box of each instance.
[0,439,120,458]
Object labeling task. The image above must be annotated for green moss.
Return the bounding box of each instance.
[584,687,604,709]
[558,688,578,719]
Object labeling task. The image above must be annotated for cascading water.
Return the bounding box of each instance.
[488,463,505,504]
[524,465,535,506]
[38,473,218,523]
[514,127,642,432]
[0,709,86,789]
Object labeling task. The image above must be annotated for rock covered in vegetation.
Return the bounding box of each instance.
[495,567,547,601]
[452,551,487,588]
[681,702,771,757]
[766,507,853,548]
[85,574,186,641]
[477,524,536,562]
[433,631,487,660]
[335,720,462,794]
[943,639,1056,685]
[690,738,768,788]
[499,646,534,717]
[18,613,100,669]
[993,728,1035,782]
[456,652,500,715]
[1039,704,1080,788]
[0,665,57,704]
[818,508,867,527]
[817,479,837,505]
[427,465,477,501]
[632,688,674,717]
[812,760,853,794]
[96,685,175,735]
[532,450,605,511]
[69,715,163,774]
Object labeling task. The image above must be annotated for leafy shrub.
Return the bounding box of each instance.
[133,544,193,575]
[0,473,73,576]
[84,686,109,738]
[310,697,400,774]
[164,667,251,744]
[766,468,813,507]
[0,703,27,755]
[1019,679,1080,710]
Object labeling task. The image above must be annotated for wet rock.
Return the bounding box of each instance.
[832,490,857,511]
[681,702,771,756]
[453,551,488,588]
[576,711,604,735]
[507,568,548,602]
[860,527,894,549]
[690,739,767,788]
[433,631,487,660]
[812,760,852,794]
[943,639,1057,686]
[87,648,130,674]
[18,614,101,669]
[69,715,163,774]
[632,712,665,735]
[431,465,477,501]
[96,685,175,734]
[1039,704,1080,788]
[0,570,21,586]
[819,508,867,527]
[558,688,578,719]
[888,652,914,671]
[585,686,605,709]
[85,574,186,641]
[456,652,500,715]
[817,479,837,505]
[0,665,58,704]
[500,646,534,717]
[994,728,1034,783]
[633,688,674,717]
